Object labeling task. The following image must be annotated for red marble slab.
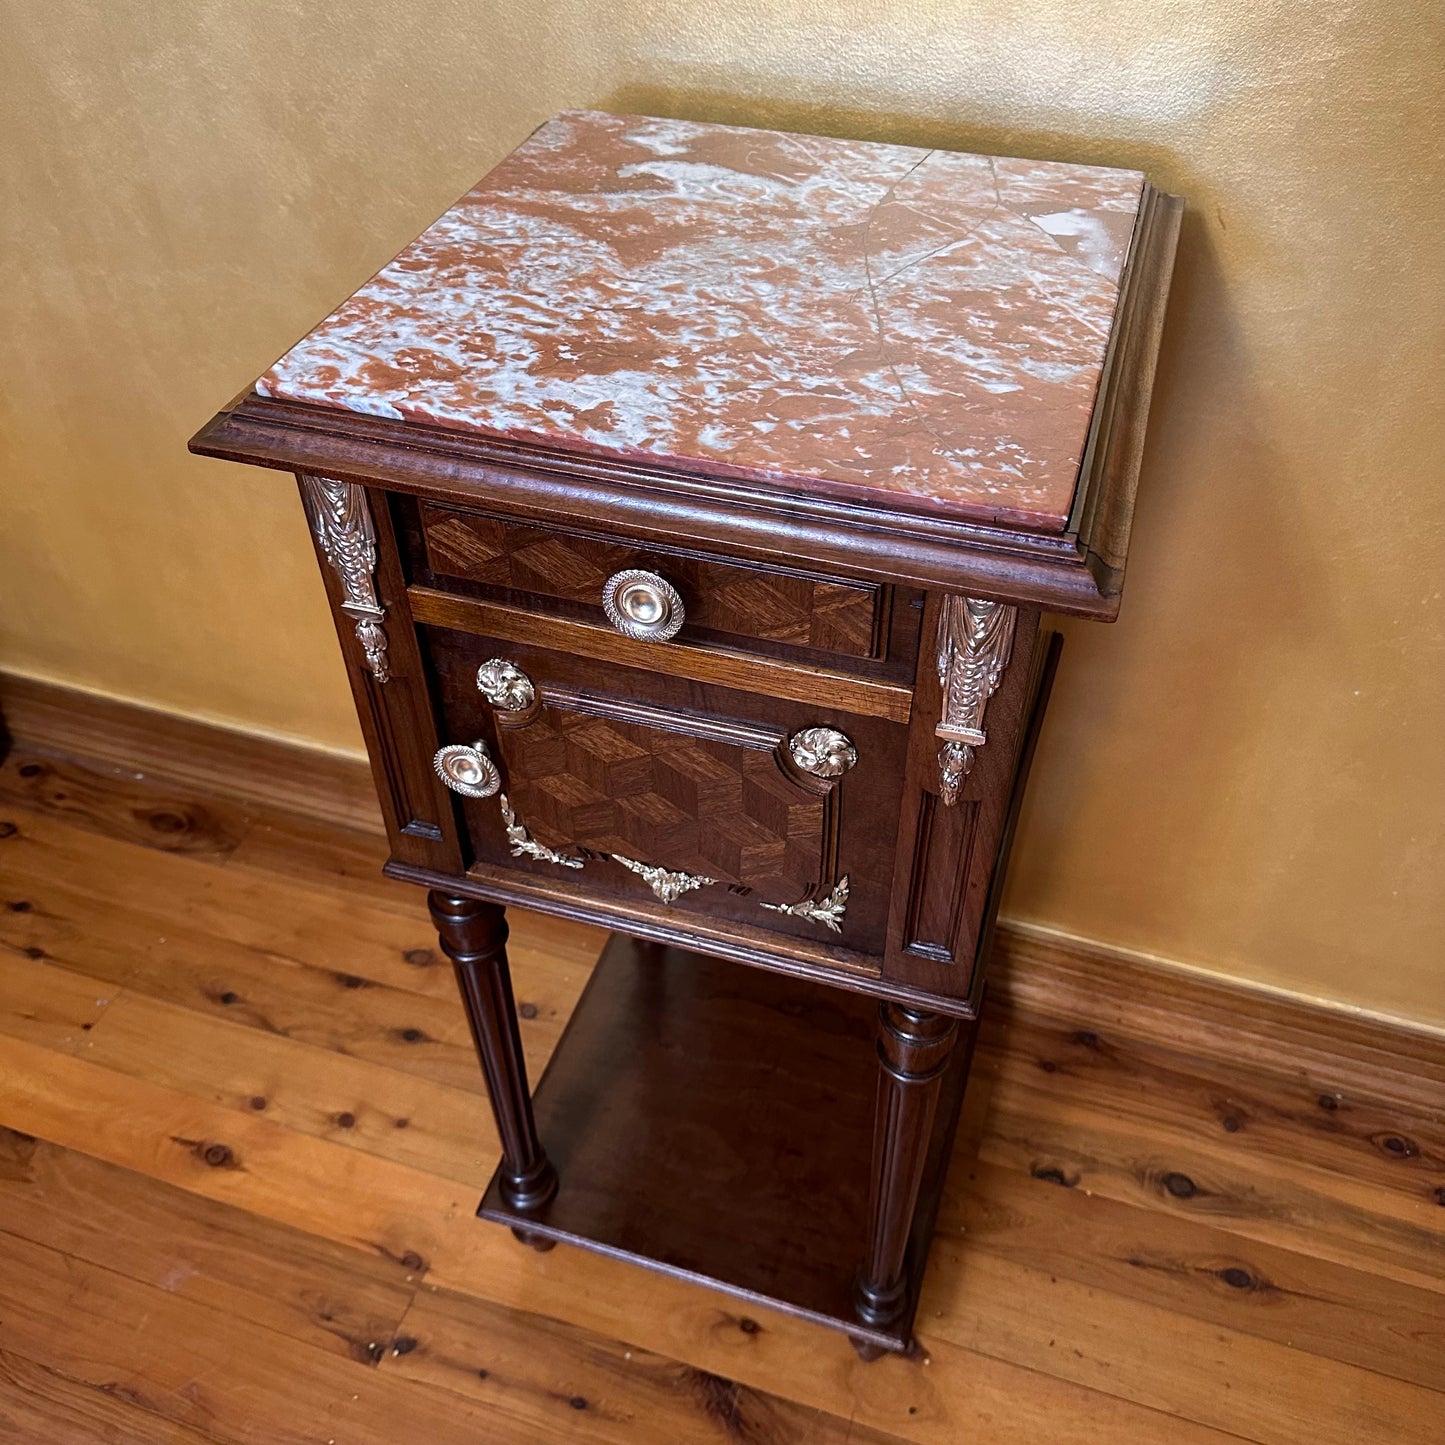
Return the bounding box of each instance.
[257,111,1145,532]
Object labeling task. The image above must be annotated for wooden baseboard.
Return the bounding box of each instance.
[989,924,1444,1119]
[3,668,1439,1114]
[0,670,381,835]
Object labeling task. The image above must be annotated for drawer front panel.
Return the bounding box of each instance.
[418,501,887,661]
[423,624,907,957]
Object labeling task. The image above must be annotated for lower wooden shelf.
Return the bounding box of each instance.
[479,933,971,1353]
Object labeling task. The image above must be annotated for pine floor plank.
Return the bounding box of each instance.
[1,801,599,1048]
[0,1032,1246,1445]
[377,1283,874,1445]
[0,753,605,1006]
[979,1017,1445,1209]
[110,979,1440,1406]
[1,806,469,1002]
[0,753,249,859]
[948,1158,1445,1392]
[83,990,505,1188]
[0,739,389,892]
[0,1127,880,1445]
[0,1125,416,1364]
[928,1242,1443,1445]
[0,859,573,1094]
[0,1349,234,1445]
[225,809,424,916]
[387,1277,1249,1445]
[0,1228,522,1445]
[0,942,115,1052]
[0,1029,466,1275]
[976,1083,1445,1296]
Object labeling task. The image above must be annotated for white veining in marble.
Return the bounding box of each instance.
[257,110,1145,529]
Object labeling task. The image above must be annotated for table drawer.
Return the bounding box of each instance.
[421,622,908,958]
[413,500,906,668]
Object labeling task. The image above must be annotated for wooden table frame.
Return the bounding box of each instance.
[190,155,1178,1356]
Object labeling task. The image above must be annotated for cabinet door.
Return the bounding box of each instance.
[423,624,908,960]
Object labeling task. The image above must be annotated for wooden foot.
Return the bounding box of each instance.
[510,1226,557,1253]
[849,1337,887,1362]
[428,892,558,1214]
[853,1004,961,1333]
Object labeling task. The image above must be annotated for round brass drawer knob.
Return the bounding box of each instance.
[601,569,684,643]
[433,741,501,798]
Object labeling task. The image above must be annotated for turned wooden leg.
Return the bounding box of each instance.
[428,892,558,1219]
[853,1003,961,1334]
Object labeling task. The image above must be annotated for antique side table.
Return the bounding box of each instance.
[193,110,1180,1356]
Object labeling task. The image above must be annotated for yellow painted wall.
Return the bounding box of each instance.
[3,3,1442,1024]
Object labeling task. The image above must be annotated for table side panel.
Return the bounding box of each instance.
[295,475,464,876]
[883,599,1044,1000]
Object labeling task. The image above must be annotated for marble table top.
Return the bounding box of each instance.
[257,110,1145,532]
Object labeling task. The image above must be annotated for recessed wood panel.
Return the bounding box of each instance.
[902,795,979,965]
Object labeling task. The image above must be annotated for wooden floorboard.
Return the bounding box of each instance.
[972,1081,1445,1296]
[0,743,1441,1443]
[0,1127,416,1363]
[979,1014,1445,1200]
[0,1349,236,1445]
[948,1158,1445,1391]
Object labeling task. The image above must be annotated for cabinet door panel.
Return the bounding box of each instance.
[423,625,907,957]
[498,687,838,904]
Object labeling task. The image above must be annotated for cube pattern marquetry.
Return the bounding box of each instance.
[499,706,829,898]
[422,506,879,657]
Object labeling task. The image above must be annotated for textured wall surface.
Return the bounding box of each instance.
[2,2,1441,1023]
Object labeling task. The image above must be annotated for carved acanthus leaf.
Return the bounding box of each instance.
[300,475,391,683]
[759,877,850,934]
[936,741,974,808]
[934,595,1016,802]
[610,854,717,904]
[499,794,584,869]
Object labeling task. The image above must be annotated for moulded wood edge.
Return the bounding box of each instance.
[186,186,1185,622]
[1072,186,1186,602]
[990,921,1445,1116]
[187,403,1123,618]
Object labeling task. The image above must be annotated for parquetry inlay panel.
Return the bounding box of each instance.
[422,505,879,656]
[496,706,830,900]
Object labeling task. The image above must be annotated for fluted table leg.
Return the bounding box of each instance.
[428,892,558,1231]
[852,1003,961,1347]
